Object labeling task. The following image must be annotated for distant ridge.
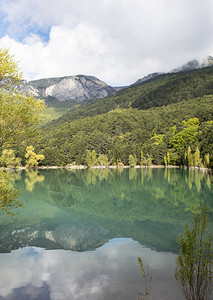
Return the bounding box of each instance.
[1,55,213,105]
[170,55,213,73]
[133,55,213,86]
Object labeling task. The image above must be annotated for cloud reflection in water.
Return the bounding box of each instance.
[0,238,183,300]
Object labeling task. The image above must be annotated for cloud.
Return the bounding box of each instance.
[0,240,182,300]
[0,0,213,85]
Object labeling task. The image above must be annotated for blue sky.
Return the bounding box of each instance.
[0,0,213,86]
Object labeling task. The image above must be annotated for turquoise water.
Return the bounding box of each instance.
[0,168,212,299]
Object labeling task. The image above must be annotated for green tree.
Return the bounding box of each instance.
[25,146,45,168]
[194,147,202,168]
[185,146,194,167]
[204,153,210,168]
[146,155,152,166]
[128,154,137,166]
[98,153,108,166]
[140,150,144,166]
[175,207,213,300]
[164,152,171,166]
[164,155,168,166]
[0,89,45,149]
[117,158,124,167]
[0,48,21,82]
[169,118,200,164]
[166,152,170,165]
[0,48,44,216]
[85,149,98,167]
[0,149,21,168]
[0,49,45,150]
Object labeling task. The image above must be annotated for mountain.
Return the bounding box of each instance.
[29,75,117,102]
[133,72,163,85]
[3,56,212,106]
[37,62,213,167]
[133,56,213,86]
[170,56,213,73]
[46,64,213,125]
[6,75,118,103]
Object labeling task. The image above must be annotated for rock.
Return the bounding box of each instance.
[0,74,117,103]
[30,75,117,102]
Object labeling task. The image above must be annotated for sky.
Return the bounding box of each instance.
[0,0,213,86]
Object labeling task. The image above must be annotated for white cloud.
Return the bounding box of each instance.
[0,0,213,85]
[0,240,182,300]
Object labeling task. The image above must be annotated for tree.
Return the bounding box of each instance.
[204,153,210,168]
[0,48,45,150]
[169,118,200,164]
[0,48,45,216]
[0,88,45,149]
[194,147,202,168]
[175,207,213,300]
[145,154,152,166]
[0,48,21,83]
[98,153,108,166]
[25,146,45,168]
[140,150,144,166]
[164,152,171,166]
[185,146,194,167]
[164,155,168,166]
[0,149,21,168]
[128,154,137,166]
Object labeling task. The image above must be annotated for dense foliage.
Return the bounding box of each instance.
[0,48,45,216]
[37,95,213,167]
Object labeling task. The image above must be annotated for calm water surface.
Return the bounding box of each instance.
[0,168,212,300]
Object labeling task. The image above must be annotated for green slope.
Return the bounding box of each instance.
[39,95,213,166]
[44,66,213,126]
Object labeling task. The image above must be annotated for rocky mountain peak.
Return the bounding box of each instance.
[29,75,116,102]
[0,74,117,103]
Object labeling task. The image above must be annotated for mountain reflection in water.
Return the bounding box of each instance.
[0,168,212,299]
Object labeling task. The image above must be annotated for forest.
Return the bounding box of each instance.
[1,61,213,168]
[38,96,213,167]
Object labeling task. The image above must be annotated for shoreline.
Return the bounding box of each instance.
[0,165,210,172]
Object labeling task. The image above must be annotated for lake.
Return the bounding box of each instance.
[0,168,212,300]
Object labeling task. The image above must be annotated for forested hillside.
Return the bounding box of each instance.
[47,66,213,126]
[37,95,213,167]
